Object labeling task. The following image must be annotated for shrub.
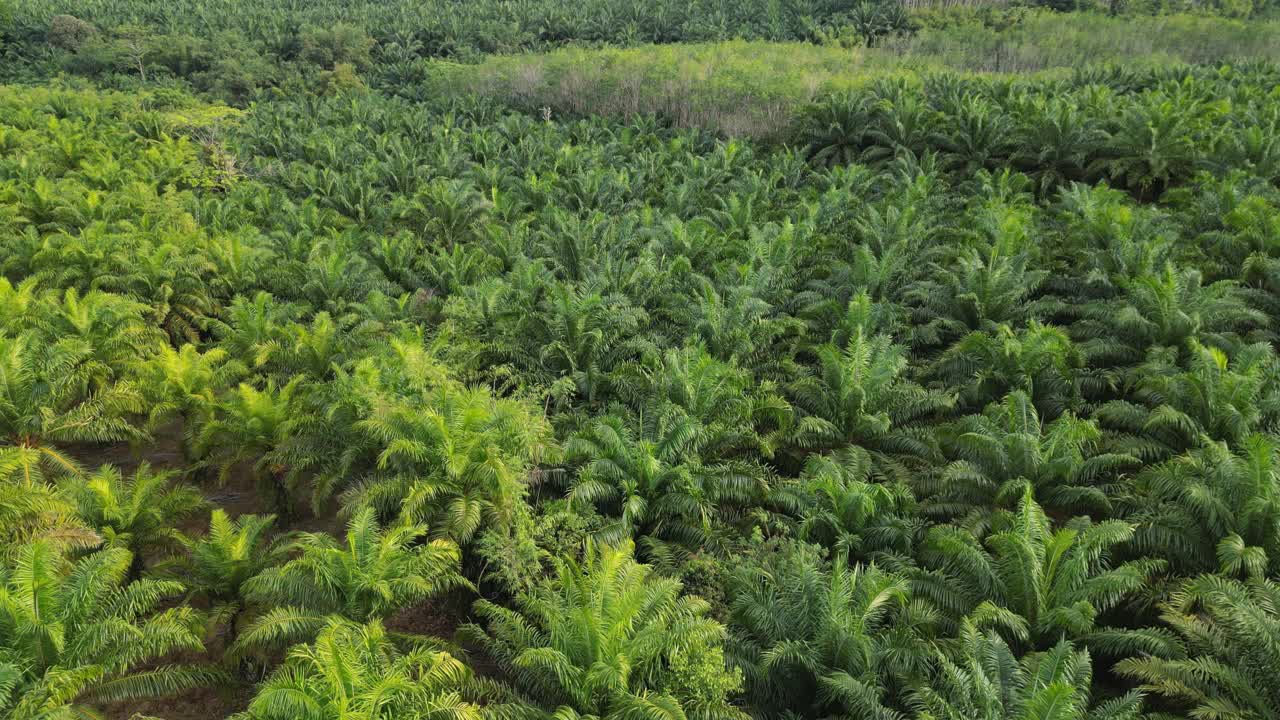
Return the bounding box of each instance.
[47,14,96,51]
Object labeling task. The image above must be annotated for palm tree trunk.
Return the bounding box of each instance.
[260,468,293,522]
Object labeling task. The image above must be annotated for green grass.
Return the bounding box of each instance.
[890,11,1280,71]
[428,12,1280,139]
[429,41,953,138]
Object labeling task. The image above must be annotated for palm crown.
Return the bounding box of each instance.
[0,541,216,718]
[233,507,469,657]
[234,618,488,720]
[462,540,747,720]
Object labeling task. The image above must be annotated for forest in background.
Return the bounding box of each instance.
[2,2,1280,720]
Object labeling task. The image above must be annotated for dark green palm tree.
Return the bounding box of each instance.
[911,620,1145,720]
[923,392,1138,526]
[792,446,919,564]
[1116,575,1280,720]
[727,540,929,720]
[1098,341,1280,460]
[566,414,764,546]
[914,490,1170,655]
[800,93,871,169]
[462,540,748,720]
[1128,433,1280,578]
[786,323,953,474]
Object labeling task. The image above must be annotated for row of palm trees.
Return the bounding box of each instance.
[2,65,1280,720]
[6,0,914,96]
[799,67,1280,199]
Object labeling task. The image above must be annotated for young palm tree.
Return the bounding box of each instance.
[1013,97,1107,196]
[30,288,164,389]
[112,241,220,345]
[139,343,243,460]
[0,331,145,481]
[1128,433,1280,578]
[522,283,651,405]
[923,392,1138,526]
[786,324,952,474]
[617,345,791,462]
[181,510,289,642]
[727,541,929,720]
[0,447,97,556]
[792,446,919,565]
[233,618,490,720]
[0,541,217,718]
[931,323,1082,421]
[914,490,1170,655]
[1115,575,1280,720]
[1091,96,1204,201]
[1080,265,1265,365]
[799,93,871,168]
[232,508,469,657]
[1098,341,1280,459]
[461,540,748,720]
[912,242,1048,339]
[566,414,764,546]
[340,378,553,544]
[212,292,297,371]
[930,94,1017,176]
[398,177,492,248]
[61,462,206,576]
[196,377,306,516]
[910,620,1145,720]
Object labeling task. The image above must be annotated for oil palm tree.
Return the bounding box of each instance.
[565,414,764,546]
[461,540,748,720]
[339,378,554,544]
[727,541,929,720]
[923,392,1138,526]
[931,94,1016,176]
[1013,97,1107,196]
[181,510,289,643]
[1128,433,1280,578]
[0,541,217,718]
[398,178,492,248]
[61,462,206,577]
[232,508,470,657]
[139,342,243,460]
[914,490,1170,656]
[31,288,164,389]
[792,446,919,565]
[615,344,790,462]
[1091,96,1205,200]
[1079,265,1266,366]
[931,323,1083,421]
[234,618,490,720]
[910,621,1145,720]
[0,331,145,482]
[196,376,306,516]
[0,447,97,556]
[1115,574,1280,720]
[800,93,871,168]
[786,324,952,474]
[1098,341,1280,460]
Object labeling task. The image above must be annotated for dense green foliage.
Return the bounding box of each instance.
[2,1,1280,719]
